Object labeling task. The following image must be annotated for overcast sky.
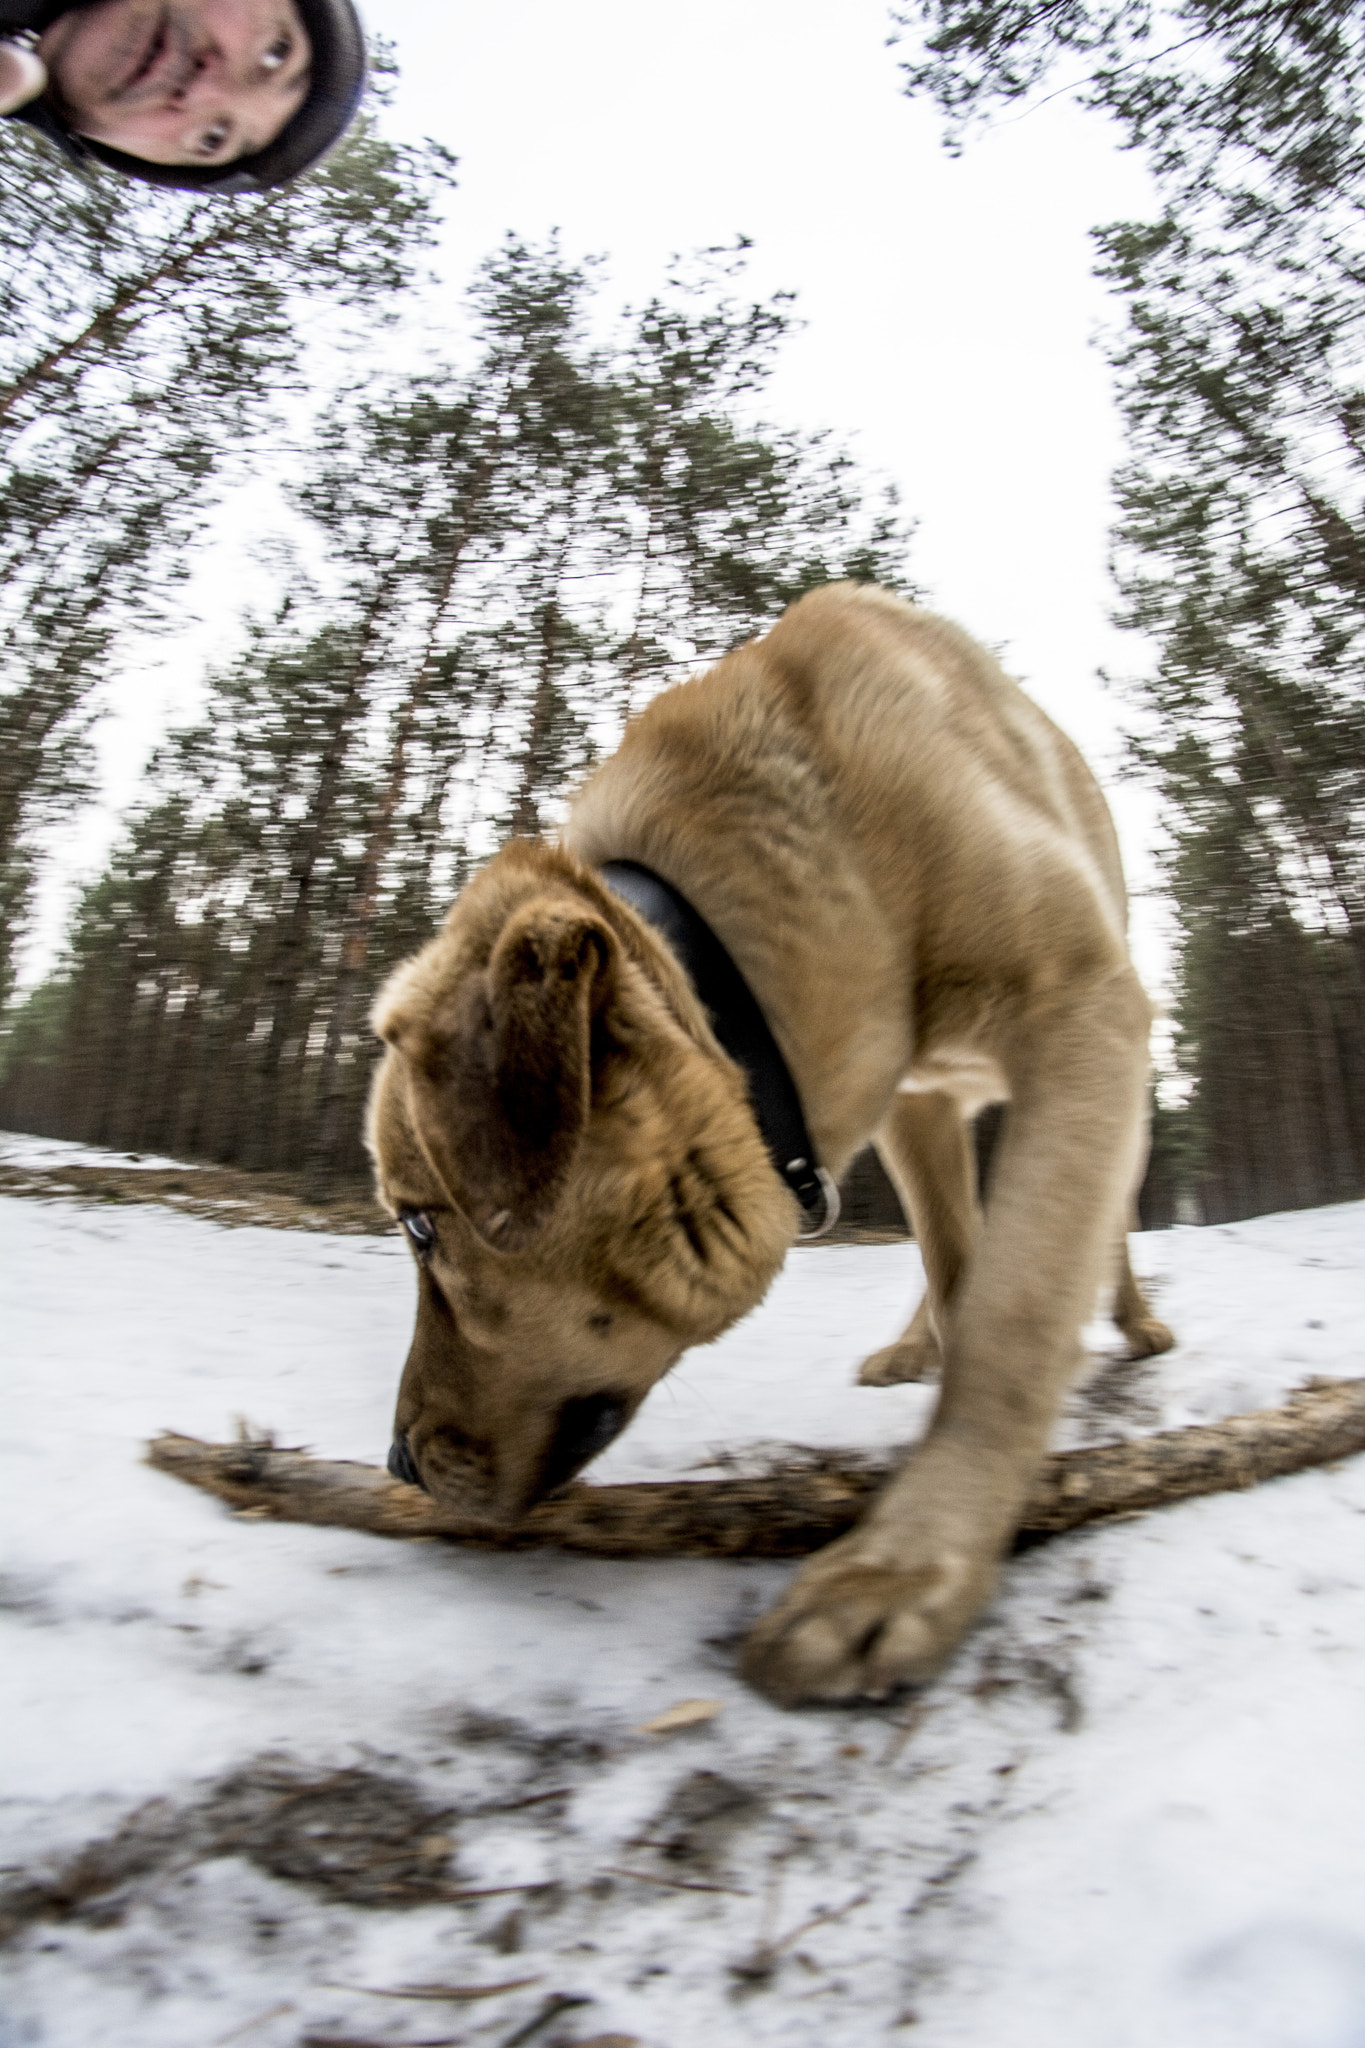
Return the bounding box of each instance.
[29,0,1176,993]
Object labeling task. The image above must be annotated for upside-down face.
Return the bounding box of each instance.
[366,843,795,1526]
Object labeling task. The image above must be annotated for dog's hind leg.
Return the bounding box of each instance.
[1112,1218,1175,1359]
[858,1091,982,1386]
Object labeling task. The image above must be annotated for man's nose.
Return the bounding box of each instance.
[387,1432,425,1490]
[168,51,211,106]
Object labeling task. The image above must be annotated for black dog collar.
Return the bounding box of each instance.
[601,859,841,1239]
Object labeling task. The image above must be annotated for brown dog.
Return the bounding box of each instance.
[367,584,1173,1707]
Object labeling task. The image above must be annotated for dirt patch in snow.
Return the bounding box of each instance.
[0,1761,464,1939]
[629,1769,765,1873]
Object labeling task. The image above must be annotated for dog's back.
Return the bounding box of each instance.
[572,583,1126,929]
[565,583,1135,1170]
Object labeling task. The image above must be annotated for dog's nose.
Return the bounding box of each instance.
[387,1432,425,1490]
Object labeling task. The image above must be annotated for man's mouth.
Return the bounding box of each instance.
[111,10,195,105]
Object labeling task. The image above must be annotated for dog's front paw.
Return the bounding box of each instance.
[740,1536,996,1707]
[857,1332,942,1385]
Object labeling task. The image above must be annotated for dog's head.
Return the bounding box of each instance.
[367,842,795,1524]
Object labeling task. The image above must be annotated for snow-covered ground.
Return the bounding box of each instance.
[2,1137,1363,2048]
[0,1131,196,1173]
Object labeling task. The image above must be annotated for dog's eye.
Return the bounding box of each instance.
[400,1210,436,1255]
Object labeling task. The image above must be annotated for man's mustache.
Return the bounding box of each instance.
[106,8,199,108]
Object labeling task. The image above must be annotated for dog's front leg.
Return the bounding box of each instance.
[743,976,1152,1707]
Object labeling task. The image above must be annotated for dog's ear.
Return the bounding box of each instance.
[376,899,618,1248]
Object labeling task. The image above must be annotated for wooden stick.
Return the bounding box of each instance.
[147,1376,1365,1561]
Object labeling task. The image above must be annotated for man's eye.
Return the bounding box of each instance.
[197,122,230,155]
[261,33,293,70]
[401,1211,436,1254]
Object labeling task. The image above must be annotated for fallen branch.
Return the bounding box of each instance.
[146,1376,1365,1559]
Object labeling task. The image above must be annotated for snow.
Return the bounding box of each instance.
[0,1130,199,1173]
[2,1163,1363,2048]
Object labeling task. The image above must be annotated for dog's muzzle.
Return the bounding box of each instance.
[539,1393,628,1496]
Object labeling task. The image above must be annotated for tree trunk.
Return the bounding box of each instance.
[302,508,485,1196]
[506,594,566,840]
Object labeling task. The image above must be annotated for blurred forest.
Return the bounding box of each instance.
[3,5,1363,1227]
[0,86,909,1192]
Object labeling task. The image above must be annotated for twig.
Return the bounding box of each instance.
[147,1377,1365,1560]
[476,1788,572,1814]
[731,1890,870,1981]
[301,2038,461,2047]
[765,1888,870,1960]
[498,1994,593,2048]
[600,1865,752,1897]
[433,1881,557,1902]
[323,1978,541,2003]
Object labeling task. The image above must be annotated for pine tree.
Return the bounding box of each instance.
[612,241,914,717]
[894,0,1365,1216]
[0,87,456,999]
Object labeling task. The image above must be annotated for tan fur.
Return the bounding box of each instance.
[367,584,1174,1705]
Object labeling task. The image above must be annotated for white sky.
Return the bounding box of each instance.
[25,0,1176,997]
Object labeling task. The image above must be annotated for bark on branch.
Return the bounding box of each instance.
[146,1376,1365,1560]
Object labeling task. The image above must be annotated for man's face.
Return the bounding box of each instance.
[38,0,310,167]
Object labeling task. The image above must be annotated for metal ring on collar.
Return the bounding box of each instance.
[794,1165,842,1241]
